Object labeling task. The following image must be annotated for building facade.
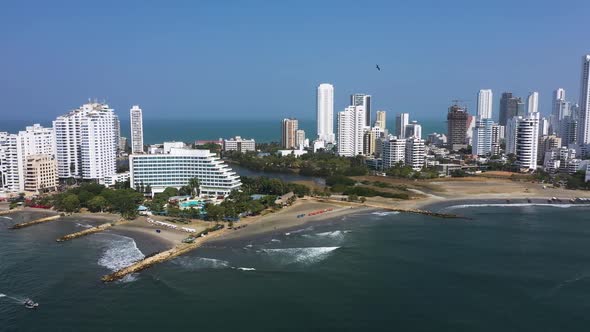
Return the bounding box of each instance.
[395,113,409,138]
[53,103,117,183]
[351,93,371,126]
[382,137,406,169]
[506,113,540,171]
[129,148,241,197]
[405,137,425,171]
[447,104,469,151]
[499,92,522,126]
[223,136,256,153]
[477,89,493,119]
[374,111,386,129]
[317,83,335,143]
[130,105,144,154]
[578,55,590,145]
[337,106,365,157]
[24,154,58,194]
[472,118,494,156]
[281,118,299,149]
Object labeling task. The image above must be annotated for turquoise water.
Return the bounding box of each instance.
[2,204,590,331]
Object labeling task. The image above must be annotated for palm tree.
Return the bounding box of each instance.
[188,177,200,197]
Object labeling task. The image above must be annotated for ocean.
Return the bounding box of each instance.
[2,204,590,331]
[1,117,446,145]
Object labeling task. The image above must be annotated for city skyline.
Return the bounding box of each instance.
[2,1,589,122]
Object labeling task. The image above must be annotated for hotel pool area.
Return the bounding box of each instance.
[179,200,205,209]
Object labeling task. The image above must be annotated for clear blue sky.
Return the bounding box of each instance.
[1,0,589,122]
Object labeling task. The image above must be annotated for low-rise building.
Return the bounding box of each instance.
[223,136,256,153]
[104,172,131,187]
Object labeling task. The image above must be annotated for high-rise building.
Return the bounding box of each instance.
[130,105,144,154]
[477,89,493,119]
[53,102,118,183]
[526,91,539,114]
[447,104,469,151]
[538,135,561,163]
[374,111,387,129]
[578,54,590,145]
[404,121,422,139]
[551,88,567,132]
[382,137,406,169]
[295,129,306,149]
[491,124,505,155]
[362,129,376,156]
[538,117,549,137]
[0,133,20,193]
[24,154,58,194]
[472,118,494,156]
[395,113,409,138]
[499,92,522,126]
[337,106,365,157]
[506,113,540,171]
[316,83,335,143]
[351,94,371,126]
[405,137,425,171]
[561,115,578,147]
[281,118,298,149]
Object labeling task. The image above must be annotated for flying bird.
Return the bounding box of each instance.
[376,64,381,71]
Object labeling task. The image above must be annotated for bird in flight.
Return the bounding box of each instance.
[376,64,381,71]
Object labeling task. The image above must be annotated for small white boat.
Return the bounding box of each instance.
[23,299,39,309]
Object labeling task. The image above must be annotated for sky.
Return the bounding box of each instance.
[1,0,589,123]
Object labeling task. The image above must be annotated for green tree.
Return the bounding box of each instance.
[188,177,200,197]
[62,194,80,212]
[87,196,107,212]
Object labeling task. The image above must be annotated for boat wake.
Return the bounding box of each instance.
[314,230,349,241]
[96,234,145,272]
[75,223,94,229]
[444,203,590,210]
[261,247,339,265]
[0,216,13,220]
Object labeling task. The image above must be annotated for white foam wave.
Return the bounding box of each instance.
[371,211,400,216]
[76,222,94,228]
[262,247,339,265]
[173,257,230,270]
[97,234,145,271]
[0,216,13,220]
[444,203,590,210]
[236,267,256,271]
[315,230,348,240]
[270,239,281,243]
[0,294,5,298]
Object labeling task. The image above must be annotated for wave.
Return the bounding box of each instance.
[444,203,590,210]
[270,239,281,243]
[0,293,5,297]
[235,267,256,271]
[315,230,349,240]
[0,216,13,220]
[371,211,400,216]
[76,222,94,228]
[173,256,230,270]
[262,247,339,265]
[97,234,145,272]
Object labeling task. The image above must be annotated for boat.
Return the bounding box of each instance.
[23,299,38,309]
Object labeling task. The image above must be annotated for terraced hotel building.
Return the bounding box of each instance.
[129,148,241,197]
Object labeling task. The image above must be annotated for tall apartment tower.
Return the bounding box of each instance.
[53,102,117,183]
[404,121,422,139]
[130,105,144,154]
[0,133,20,193]
[477,89,493,119]
[506,113,540,171]
[374,111,387,129]
[395,113,409,138]
[337,106,365,157]
[472,118,494,156]
[527,91,539,114]
[499,92,522,126]
[317,83,335,143]
[281,118,299,149]
[447,104,469,151]
[578,54,590,145]
[351,94,371,126]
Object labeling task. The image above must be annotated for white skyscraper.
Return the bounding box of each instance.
[53,102,117,183]
[477,89,493,119]
[351,93,371,126]
[472,118,494,156]
[551,88,568,134]
[578,55,590,145]
[527,91,539,114]
[337,106,365,157]
[0,133,20,193]
[382,137,406,169]
[130,105,144,154]
[395,113,410,138]
[506,113,540,171]
[405,137,425,171]
[317,83,335,143]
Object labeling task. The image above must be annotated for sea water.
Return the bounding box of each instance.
[1,205,590,331]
